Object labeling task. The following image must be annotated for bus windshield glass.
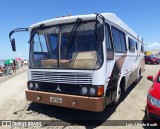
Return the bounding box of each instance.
[30,21,103,70]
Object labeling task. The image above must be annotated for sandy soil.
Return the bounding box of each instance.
[0,64,159,129]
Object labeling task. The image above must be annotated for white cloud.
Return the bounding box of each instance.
[145,42,160,51]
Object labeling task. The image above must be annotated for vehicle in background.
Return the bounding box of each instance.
[9,13,144,112]
[145,55,160,64]
[23,59,28,65]
[146,71,160,123]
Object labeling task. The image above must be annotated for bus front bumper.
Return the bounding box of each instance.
[25,90,105,112]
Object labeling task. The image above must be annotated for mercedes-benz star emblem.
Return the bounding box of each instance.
[55,84,61,92]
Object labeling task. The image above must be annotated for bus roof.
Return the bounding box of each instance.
[29,13,142,41]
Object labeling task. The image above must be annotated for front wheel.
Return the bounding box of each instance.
[110,86,122,106]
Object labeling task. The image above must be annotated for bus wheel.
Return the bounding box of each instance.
[110,86,122,106]
[135,69,141,83]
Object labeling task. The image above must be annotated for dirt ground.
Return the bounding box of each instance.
[0,64,159,129]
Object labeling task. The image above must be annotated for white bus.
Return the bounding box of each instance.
[9,13,145,112]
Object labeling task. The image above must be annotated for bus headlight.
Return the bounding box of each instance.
[28,82,34,90]
[35,83,39,90]
[89,87,96,96]
[80,86,104,96]
[81,87,88,95]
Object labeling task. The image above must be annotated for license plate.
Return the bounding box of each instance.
[50,96,63,103]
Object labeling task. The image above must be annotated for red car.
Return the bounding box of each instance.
[145,56,160,64]
[146,70,160,123]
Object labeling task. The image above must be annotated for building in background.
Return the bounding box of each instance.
[145,50,160,57]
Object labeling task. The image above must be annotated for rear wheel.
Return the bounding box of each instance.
[135,69,141,83]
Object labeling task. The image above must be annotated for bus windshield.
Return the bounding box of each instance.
[30,21,103,70]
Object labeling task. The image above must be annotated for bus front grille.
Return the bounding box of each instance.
[31,71,92,84]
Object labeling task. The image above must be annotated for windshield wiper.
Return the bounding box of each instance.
[28,24,45,43]
[66,18,82,59]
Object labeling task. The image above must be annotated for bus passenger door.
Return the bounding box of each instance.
[105,24,116,105]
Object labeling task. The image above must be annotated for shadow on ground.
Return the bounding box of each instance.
[26,77,143,128]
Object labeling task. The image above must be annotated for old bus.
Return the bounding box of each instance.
[9,13,145,112]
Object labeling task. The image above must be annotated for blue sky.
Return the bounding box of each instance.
[0,0,160,59]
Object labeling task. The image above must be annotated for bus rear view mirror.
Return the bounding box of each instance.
[11,38,16,52]
[97,24,104,43]
[9,28,28,52]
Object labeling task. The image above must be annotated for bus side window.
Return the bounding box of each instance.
[105,24,114,60]
[135,41,138,50]
[111,27,127,53]
[141,44,144,53]
[128,37,135,52]
[119,32,126,52]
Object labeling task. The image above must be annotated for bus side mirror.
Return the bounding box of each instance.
[96,24,104,43]
[147,76,154,82]
[11,38,16,52]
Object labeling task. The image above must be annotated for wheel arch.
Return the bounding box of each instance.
[116,75,126,100]
[137,66,142,79]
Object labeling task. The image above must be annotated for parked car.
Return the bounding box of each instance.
[146,71,160,123]
[23,59,28,65]
[145,56,160,64]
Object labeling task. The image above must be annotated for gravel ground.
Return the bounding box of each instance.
[0,64,159,129]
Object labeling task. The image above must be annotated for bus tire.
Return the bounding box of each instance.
[110,77,126,106]
[110,85,122,106]
[135,68,141,83]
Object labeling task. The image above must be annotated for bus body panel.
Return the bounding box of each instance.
[25,13,144,112]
